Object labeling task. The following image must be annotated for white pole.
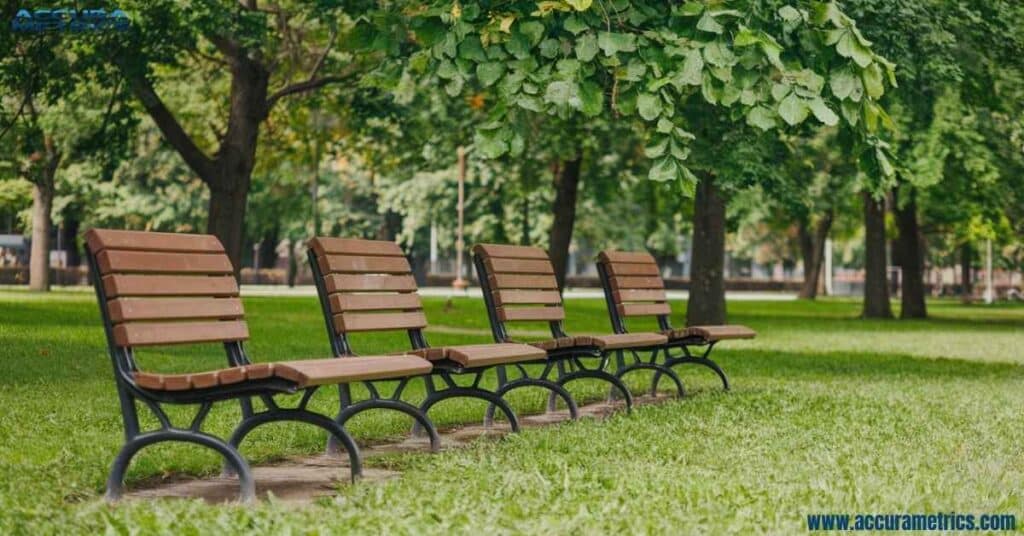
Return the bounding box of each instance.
[824,238,833,296]
[429,222,438,274]
[984,238,994,304]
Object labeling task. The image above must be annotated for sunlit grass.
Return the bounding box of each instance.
[0,291,1021,533]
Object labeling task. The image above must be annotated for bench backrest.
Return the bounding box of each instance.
[472,244,565,341]
[308,238,427,348]
[85,229,249,349]
[596,250,671,333]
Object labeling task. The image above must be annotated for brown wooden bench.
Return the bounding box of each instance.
[85,229,433,502]
[308,237,581,434]
[472,244,674,411]
[597,250,756,393]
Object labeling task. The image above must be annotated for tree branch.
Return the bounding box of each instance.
[123,71,216,180]
[265,61,359,110]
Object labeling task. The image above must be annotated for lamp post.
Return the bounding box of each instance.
[452,146,468,290]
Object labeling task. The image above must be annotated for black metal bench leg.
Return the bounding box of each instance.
[420,387,520,433]
[619,362,686,398]
[664,356,730,391]
[335,399,441,453]
[558,368,634,413]
[227,410,362,483]
[546,360,569,413]
[483,378,580,427]
[106,429,255,503]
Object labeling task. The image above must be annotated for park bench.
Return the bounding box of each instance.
[307,237,581,435]
[596,250,756,394]
[85,229,433,502]
[472,244,674,412]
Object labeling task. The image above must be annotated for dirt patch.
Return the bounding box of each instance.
[123,394,672,504]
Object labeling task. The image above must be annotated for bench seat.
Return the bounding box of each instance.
[133,355,433,391]
[663,325,756,342]
[410,343,545,367]
[529,332,668,351]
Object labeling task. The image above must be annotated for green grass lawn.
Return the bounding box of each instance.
[1,291,1022,533]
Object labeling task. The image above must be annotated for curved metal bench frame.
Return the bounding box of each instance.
[472,253,636,414]
[88,248,362,503]
[596,260,731,394]
[307,248,568,441]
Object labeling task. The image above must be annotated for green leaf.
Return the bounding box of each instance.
[649,156,678,182]
[445,77,464,97]
[564,15,588,35]
[656,118,674,133]
[703,41,737,67]
[598,32,637,56]
[556,58,581,76]
[544,80,576,105]
[808,97,839,126]
[771,83,791,102]
[575,33,599,62]
[566,0,593,10]
[861,63,884,99]
[678,2,704,17]
[677,49,704,86]
[516,95,543,112]
[829,69,859,100]
[778,93,809,125]
[578,81,604,116]
[474,129,509,158]
[875,146,894,177]
[679,166,698,195]
[778,6,803,22]
[696,12,724,34]
[505,32,532,59]
[840,99,860,126]
[518,21,546,46]
[477,62,505,87]
[539,38,561,58]
[746,106,777,131]
[836,32,873,68]
[733,26,760,47]
[458,36,487,62]
[644,137,669,158]
[637,93,663,121]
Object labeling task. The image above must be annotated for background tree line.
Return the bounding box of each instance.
[1,0,1022,325]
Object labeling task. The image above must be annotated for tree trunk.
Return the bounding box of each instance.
[286,239,298,287]
[29,181,53,291]
[207,184,250,274]
[960,244,973,300]
[548,155,582,291]
[862,192,893,318]
[61,213,81,267]
[687,175,727,326]
[520,197,530,246]
[258,226,280,269]
[894,190,926,318]
[798,212,833,300]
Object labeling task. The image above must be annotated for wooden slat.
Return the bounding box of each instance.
[599,250,656,264]
[493,289,562,306]
[489,273,558,290]
[484,257,554,275]
[309,237,404,257]
[473,243,548,259]
[113,320,249,346]
[333,311,427,333]
[318,254,411,274]
[610,275,664,289]
[613,289,668,303]
[618,303,671,317]
[606,262,660,276]
[108,297,244,322]
[497,306,565,322]
[102,275,239,298]
[329,293,422,313]
[86,229,224,254]
[324,274,418,293]
[97,250,234,274]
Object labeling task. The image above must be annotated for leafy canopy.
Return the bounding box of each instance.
[356,0,897,193]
